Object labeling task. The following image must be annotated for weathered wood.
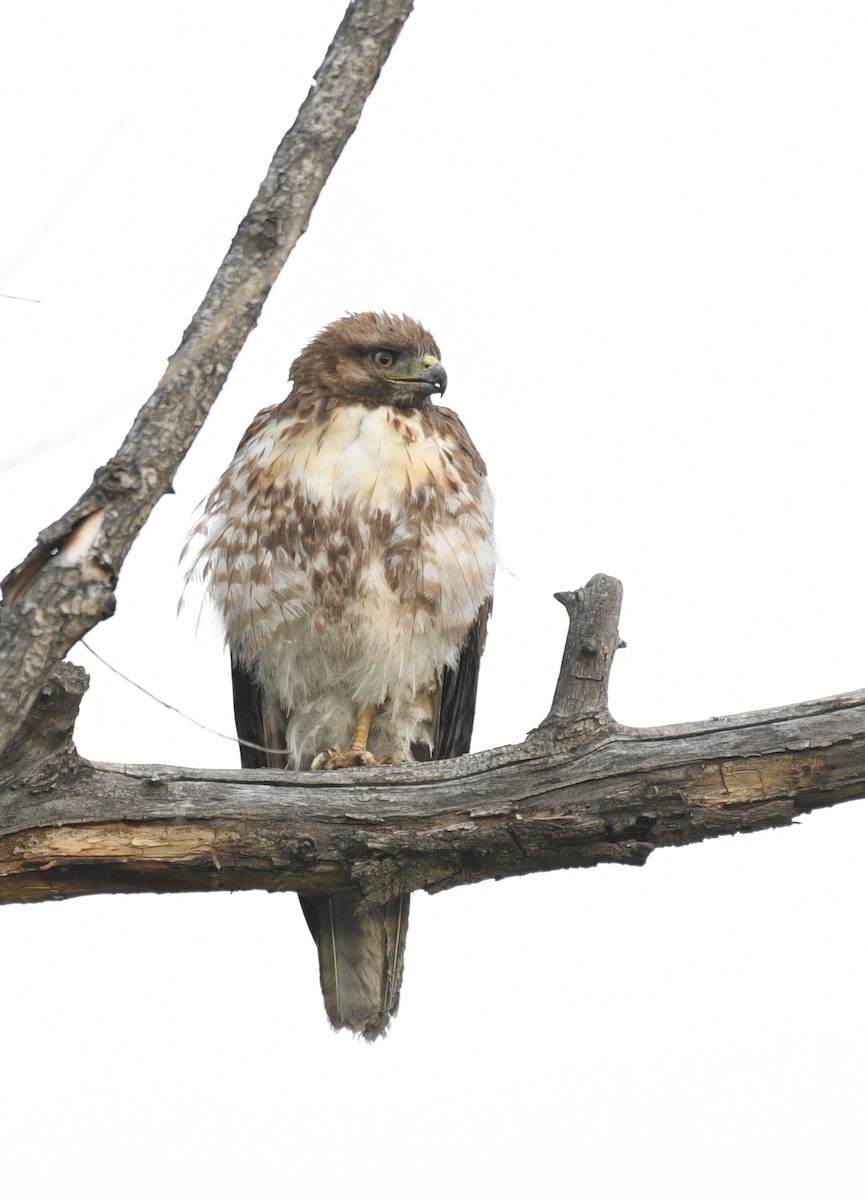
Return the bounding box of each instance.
[0,4,863,926]
[535,573,624,737]
[1,577,863,908]
[0,0,416,757]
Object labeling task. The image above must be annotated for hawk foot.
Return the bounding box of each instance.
[310,748,404,771]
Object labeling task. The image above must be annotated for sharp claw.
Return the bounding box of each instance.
[311,747,377,770]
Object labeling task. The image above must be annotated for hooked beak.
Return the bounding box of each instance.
[418,355,448,396]
[387,353,448,401]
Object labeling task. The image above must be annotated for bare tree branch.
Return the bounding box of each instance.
[2,576,863,908]
[1,9,862,932]
[0,0,415,757]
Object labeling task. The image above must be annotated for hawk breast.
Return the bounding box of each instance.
[193,401,495,715]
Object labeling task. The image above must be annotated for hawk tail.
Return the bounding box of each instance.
[299,892,409,1040]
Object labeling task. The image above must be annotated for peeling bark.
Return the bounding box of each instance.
[1,577,863,908]
[0,0,415,756]
[0,1,863,925]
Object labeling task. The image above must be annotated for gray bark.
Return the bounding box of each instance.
[1,575,863,908]
[0,0,415,757]
[0,0,863,918]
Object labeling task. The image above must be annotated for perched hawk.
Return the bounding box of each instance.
[187,312,495,1038]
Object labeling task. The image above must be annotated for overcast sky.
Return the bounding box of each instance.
[2,2,865,1196]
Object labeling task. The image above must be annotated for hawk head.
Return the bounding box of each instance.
[288,312,447,410]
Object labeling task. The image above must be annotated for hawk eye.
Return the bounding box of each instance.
[373,350,395,368]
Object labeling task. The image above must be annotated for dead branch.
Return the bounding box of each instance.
[2,575,863,908]
[0,0,415,757]
[1,5,862,919]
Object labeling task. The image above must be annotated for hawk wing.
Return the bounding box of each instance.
[414,597,491,761]
[231,660,286,770]
[231,660,268,769]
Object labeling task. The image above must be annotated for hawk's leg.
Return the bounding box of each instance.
[311,705,399,770]
[350,704,376,754]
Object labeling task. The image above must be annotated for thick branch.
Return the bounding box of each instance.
[0,0,415,756]
[2,577,863,907]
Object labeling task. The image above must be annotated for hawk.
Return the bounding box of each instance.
[187,312,495,1038]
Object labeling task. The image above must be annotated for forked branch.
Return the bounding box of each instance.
[1,1,863,914]
[1,574,863,907]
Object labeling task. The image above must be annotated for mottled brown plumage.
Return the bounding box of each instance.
[186,312,494,1038]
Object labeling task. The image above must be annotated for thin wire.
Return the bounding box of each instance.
[78,637,292,758]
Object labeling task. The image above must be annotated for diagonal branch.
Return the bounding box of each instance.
[0,0,415,757]
[1,575,863,908]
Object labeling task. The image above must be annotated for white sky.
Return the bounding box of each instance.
[2,1,865,1196]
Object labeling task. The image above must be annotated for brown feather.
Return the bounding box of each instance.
[299,893,408,1041]
[191,313,494,1039]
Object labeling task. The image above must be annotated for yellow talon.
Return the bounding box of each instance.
[349,704,377,754]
